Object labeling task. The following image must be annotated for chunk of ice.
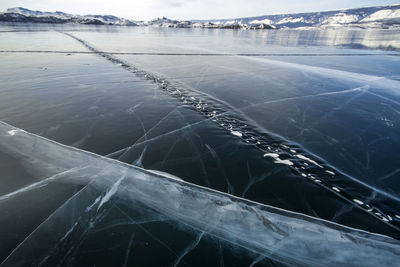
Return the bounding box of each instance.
[230,130,243,137]
[296,154,324,168]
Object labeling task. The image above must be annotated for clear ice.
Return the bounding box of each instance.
[1,121,400,266]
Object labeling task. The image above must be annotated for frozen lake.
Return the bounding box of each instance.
[1,24,400,266]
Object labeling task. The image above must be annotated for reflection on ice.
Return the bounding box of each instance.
[1,121,400,266]
[246,57,400,91]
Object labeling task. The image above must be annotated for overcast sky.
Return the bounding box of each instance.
[1,0,399,20]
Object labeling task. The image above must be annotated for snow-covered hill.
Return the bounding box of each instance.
[201,4,400,29]
[1,5,400,29]
[0,7,138,26]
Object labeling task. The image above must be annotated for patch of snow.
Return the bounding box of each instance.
[321,13,359,25]
[249,18,273,25]
[361,9,400,22]
[224,20,236,25]
[274,158,294,166]
[276,17,305,24]
[263,153,279,158]
[7,130,18,136]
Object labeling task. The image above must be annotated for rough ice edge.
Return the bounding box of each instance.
[1,121,400,266]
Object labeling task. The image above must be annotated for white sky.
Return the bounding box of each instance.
[1,0,399,20]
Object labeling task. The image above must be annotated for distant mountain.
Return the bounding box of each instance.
[0,7,138,26]
[203,4,400,29]
[1,5,400,29]
[144,17,193,28]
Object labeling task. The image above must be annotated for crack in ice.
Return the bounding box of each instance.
[58,32,400,231]
[1,122,400,266]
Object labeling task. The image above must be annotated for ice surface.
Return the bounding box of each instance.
[2,29,399,235]
[1,121,400,266]
[103,42,400,226]
[0,31,89,52]
[1,25,400,265]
